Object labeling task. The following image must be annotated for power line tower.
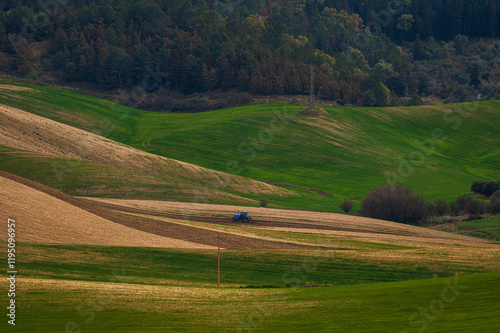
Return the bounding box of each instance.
[310,65,315,110]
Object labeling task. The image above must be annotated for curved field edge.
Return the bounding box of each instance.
[0,86,298,206]
[1,82,499,212]
[0,171,309,250]
[1,269,498,332]
[86,197,496,246]
[4,170,496,253]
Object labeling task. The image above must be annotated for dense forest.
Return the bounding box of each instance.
[0,0,499,109]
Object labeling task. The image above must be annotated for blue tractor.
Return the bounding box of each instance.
[233,211,252,223]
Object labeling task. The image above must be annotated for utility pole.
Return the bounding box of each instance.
[217,233,220,288]
[310,65,315,110]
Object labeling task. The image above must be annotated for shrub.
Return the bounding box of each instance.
[471,181,484,194]
[259,199,268,207]
[483,181,500,197]
[470,181,500,197]
[361,184,429,224]
[433,198,450,216]
[339,199,354,214]
[489,191,500,214]
[453,195,486,217]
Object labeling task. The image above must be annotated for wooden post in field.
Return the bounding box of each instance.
[217,233,220,288]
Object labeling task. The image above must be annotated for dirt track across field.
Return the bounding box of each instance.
[87,200,402,236]
[88,198,498,248]
[0,171,310,249]
[1,171,494,250]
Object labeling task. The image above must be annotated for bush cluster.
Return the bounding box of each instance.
[471,181,500,197]
[361,184,429,225]
[452,195,487,219]
[339,199,354,214]
[361,184,500,225]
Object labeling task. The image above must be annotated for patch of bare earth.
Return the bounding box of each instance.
[0,174,214,249]
[0,102,291,197]
[0,84,33,92]
[293,116,357,146]
[87,198,499,248]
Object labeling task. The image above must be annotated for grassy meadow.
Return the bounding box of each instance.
[457,216,500,242]
[1,242,499,332]
[0,83,499,332]
[1,83,499,212]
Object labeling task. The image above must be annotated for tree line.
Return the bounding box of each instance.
[0,0,498,107]
[321,0,500,41]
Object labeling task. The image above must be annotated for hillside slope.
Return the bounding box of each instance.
[0,83,498,211]
[0,84,293,205]
[0,171,308,249]
[0,171,213,248]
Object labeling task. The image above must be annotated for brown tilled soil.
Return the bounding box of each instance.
[1,170,494,250]
[0,171,309,249]
[86,199,402,236]
[0,84,33,92]
[88,198,497,247]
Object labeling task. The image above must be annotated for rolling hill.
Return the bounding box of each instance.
[4,272,498,332]
[0,82,498,211]
[0,82,499,332]
[0,171,214,249]
[0,83,293,206]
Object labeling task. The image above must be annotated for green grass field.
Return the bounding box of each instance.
[12,243,490,288]
[1,83,499,211]
[0,83,498,332]
[5,272,499,332]
[1,242,499,332]
[457,216,500,241]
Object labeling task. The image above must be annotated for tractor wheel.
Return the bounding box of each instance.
[243,217,250,223]
[233,217,239,222]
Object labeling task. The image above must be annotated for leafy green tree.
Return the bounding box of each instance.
[202,64,218,90]
[363,90,377,107]
[373,83,391,107]
[413,34,424,60]
[243,14,265,38]
[397,14,415,37]
[373,60,398,83]
[0,17,5,37]
[15,42,36,75]
[447,85,478,103]
[107,47,133,87]
[453,35,470,56]
[339,199,354,214]
[5,6,34,34]
[406,93,424,106]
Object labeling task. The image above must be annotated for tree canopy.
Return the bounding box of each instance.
[0,0,498,107]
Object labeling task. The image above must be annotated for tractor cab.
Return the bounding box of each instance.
[233,211,251,223]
